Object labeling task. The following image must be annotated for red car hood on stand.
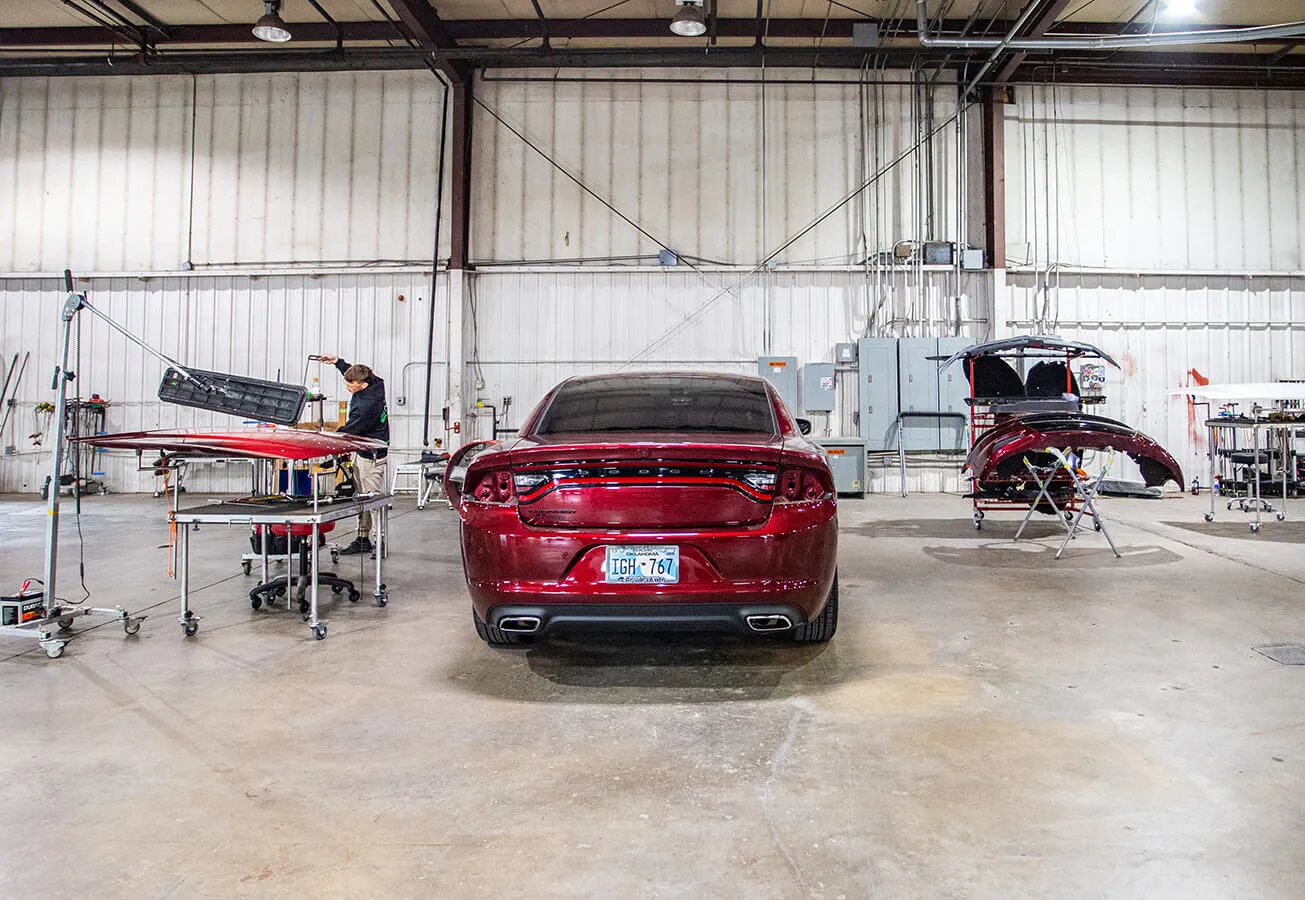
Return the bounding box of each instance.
[966,413,1183,490]
[78,428,387,461]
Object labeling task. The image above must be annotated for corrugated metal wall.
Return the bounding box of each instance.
[1007,84,1305,272]
[472,69,961,266]
[0,272,448,493]
[466,267,993,493]
[0,71,449,272]
[1005,272,1305,484]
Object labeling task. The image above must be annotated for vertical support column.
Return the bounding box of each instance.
[446,267,466,443]
[445,77,473,443]
[448,78,473,273]
[982,87,1006,270]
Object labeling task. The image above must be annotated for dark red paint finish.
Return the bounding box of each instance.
[449,374,839,633]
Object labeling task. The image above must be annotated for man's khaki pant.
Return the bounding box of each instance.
[354,454,387,540]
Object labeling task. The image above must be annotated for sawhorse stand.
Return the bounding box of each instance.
[1014,448,1121,560]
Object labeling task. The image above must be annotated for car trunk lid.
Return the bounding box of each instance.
[508,433,782,529]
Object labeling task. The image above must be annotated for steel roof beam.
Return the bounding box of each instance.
[384,0,467,82]
[991,0,1073,84]
[4,46,1304,89]
[6,18,1305,48]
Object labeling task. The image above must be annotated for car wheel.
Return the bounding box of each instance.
[792,572,838,643]
[473,608,523,646]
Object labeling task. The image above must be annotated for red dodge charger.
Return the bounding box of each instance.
[445,373,839,645]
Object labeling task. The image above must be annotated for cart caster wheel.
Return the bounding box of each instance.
[348,590,361,603]
[332,584,344,594]
[1251,523,1262,534]
[182,619,199,637]
[375,591,388,608]
[1093,519,1102,532]
[124,618,141,635]
[1064,510,1075,522]
[41,640,66,659]
[330,550,340,564]
[241,560,252,576]
[153,490,162,498]
[1204,512,1214,522]
[250,594,263,610]
[312,623,328,641]
[57,616,75,632]
[973,519,982,531]
[275,587,287,598]
[298,599,311,615]
[1277,512,1286,521]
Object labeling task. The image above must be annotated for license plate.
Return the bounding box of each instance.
[604,545,680,584]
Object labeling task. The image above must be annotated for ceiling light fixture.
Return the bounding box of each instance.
[670,0,707,38]
[1161,0,1200,15]
[252,0,292,42]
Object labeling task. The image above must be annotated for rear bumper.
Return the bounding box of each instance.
[460,500,837,627]
[488,602,809,636]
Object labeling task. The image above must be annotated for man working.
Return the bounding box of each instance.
[320,354,389,555]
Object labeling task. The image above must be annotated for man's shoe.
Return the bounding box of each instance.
[339,537,373,555]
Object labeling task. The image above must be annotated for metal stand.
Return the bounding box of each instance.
[0,278,146,658]
[895,410,968,497]
[1014,449,1120,560]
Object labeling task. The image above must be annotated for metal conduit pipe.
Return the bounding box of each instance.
[916,0,1305,51]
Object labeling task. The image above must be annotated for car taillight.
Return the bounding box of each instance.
[470,468,515,504]
[776,466,832,503]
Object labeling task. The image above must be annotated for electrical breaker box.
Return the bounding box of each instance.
[834,343,858,366]
[801,363,836,412]
[757,357,798,413]
[937,337,971,451]
[897,338,940,451]
[857,338,898,451]
[817,438,867,495]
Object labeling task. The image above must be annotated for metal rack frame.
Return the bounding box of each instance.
[1203,412,1300,532]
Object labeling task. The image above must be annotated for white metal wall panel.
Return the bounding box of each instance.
[462,268,991,459]
[1005,272,1305,485]
[472,69,960,267]
[0,272,449,493]
[0,71,449,272]
[1007,85,1305,272]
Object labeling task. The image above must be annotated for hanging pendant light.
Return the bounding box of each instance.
[253,0,292,42]
[670,0,707,37]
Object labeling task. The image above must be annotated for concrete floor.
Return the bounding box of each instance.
[2,490,1304,898]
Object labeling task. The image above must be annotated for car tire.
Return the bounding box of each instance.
[792,572,838,643]
[473,608,522,646]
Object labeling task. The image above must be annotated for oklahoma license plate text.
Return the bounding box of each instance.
[604,545,680,584]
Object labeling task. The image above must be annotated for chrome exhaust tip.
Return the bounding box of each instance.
[498,616,541,633]
[746,614,792,633]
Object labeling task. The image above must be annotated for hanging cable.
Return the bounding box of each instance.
[620,102,974,367]
[422,79,451,447]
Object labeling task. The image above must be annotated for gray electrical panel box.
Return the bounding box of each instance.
[937,337,971,451]
[834,343,858,365]
[817,438,867,494]
[757,357,798,412]
[898,337,971,451]
[857,338,898,451]
[801,363,836,412]
[897,338,940,451]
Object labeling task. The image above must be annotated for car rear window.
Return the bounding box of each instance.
[536,376,777,435]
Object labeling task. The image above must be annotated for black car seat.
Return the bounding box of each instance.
[1025,361,1081,398]
[965,355,1025,400]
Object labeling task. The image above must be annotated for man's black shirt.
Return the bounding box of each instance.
[334,359,390,448]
